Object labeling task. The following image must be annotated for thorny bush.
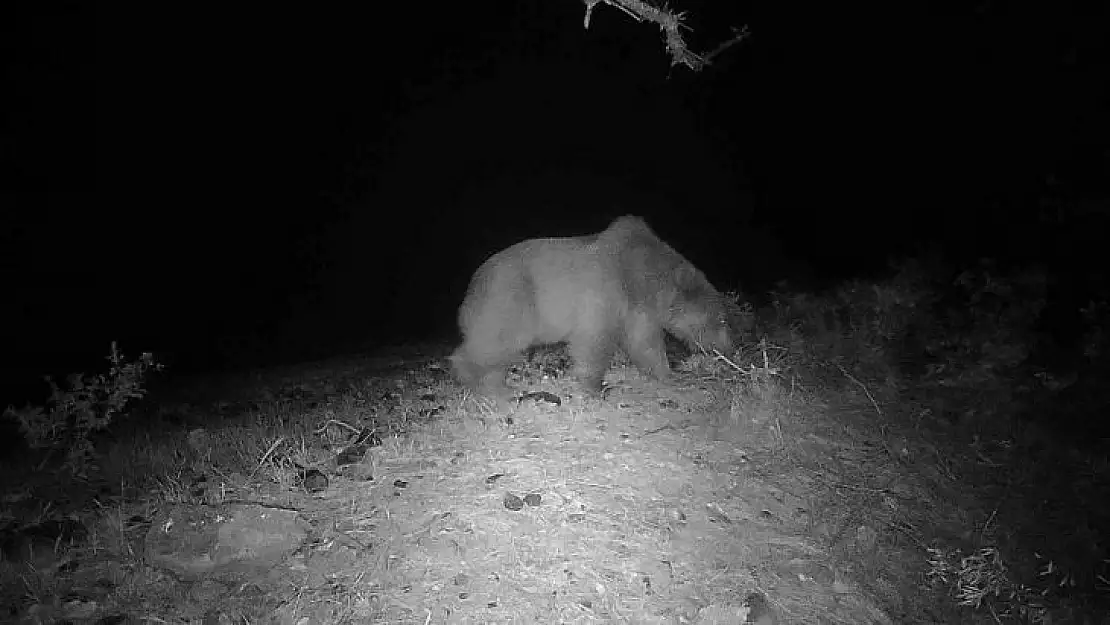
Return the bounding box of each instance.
[3,342,161,474]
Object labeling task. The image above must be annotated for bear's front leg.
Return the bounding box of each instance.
[625,311,671,381]
[568,330,617,396]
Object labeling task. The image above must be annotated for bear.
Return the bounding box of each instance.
[449,215,732,404]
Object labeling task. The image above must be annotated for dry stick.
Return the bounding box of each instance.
[703,25,751,65]
[314,419,360,435]
[581,0,749,71]
[835,363,883,417]
[714,349,743,372]
[714,338,782,377]
[249,436,285,481]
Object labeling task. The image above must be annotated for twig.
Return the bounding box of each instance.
[249,436,284,481]
[835,363,883,418]
[581,0,749,71]
[714,338,782,377]
[314,419,360,435]
[714,349,743,372]
[702,25,751,65]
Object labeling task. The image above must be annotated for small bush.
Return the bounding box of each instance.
[3,342,161,474]
[754,260,934,392]
[915,261,1049,424]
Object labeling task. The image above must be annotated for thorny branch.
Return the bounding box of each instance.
[581,0,749,71]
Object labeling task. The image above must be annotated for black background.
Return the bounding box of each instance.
[3,0,1107,404]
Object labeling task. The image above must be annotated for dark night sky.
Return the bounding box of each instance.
[2,0,1107,404]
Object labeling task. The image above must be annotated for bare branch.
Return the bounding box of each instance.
[581,0,749,71]
[702,25,751,67]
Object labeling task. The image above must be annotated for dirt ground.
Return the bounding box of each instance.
[0,344,1033,623]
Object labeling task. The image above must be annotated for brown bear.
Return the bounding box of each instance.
[449,216,733,404]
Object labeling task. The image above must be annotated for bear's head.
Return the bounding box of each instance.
[665,264,733,354]
[669,295,733,354]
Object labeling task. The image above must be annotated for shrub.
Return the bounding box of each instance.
[916,261,1049,424]
[755,260,935,392]
[3,342,161,474]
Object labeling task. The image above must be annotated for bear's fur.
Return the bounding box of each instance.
[450,215,732,402]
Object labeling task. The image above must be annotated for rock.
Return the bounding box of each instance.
[145,503,308,582]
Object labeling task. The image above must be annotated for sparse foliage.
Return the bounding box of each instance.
[756,261,934,393]
[744,254,1108,619]
[914,261,1053,424]
[3,342,161,473]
